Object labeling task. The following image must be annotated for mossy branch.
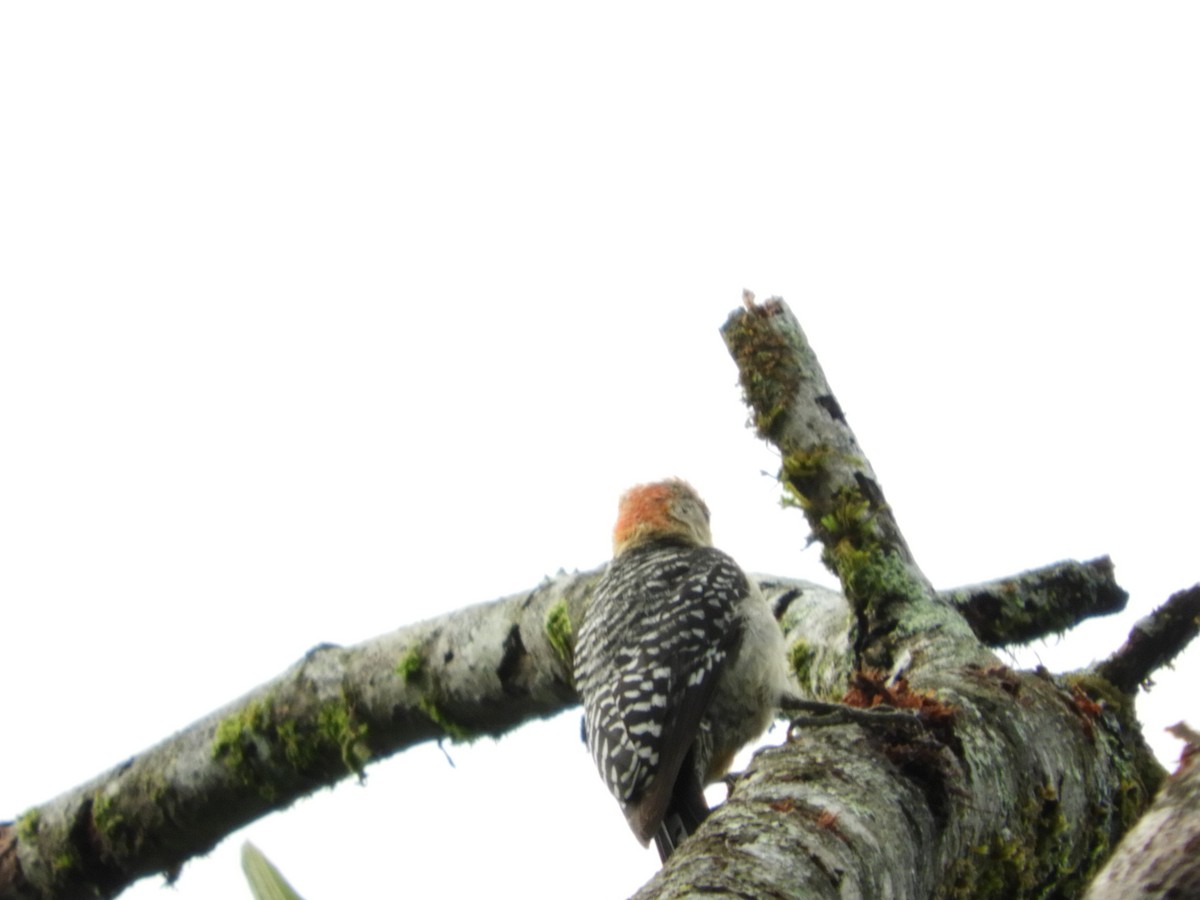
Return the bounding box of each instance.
[943,556,1128,647]
[722,294,969,670]
[1084,724,1200,898]
[0,296,1188,900]
[0,556,1141,900]
[655,292,1170,900]
[1095,584,1200,694]
[0,570,597,900]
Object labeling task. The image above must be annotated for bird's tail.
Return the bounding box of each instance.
[652,760,710,862]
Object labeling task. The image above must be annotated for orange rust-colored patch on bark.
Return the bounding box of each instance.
[839,671,962,823]
[1065,683,1106,739]
[842,670,956,727]
[1070,683,1103,719]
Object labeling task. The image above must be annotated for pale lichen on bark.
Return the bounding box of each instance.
[0,571,594,900]
[0,298,1191,900]
[1084,724,1200,899]
[628,294,1171,899]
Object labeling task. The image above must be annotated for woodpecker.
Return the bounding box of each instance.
[574,479,786,861]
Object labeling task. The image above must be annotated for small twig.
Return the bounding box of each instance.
[1094,584,1200,694]
[780,695,925,739]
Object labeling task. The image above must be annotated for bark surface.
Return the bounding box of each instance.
[1,297,1191,900]
[1083,725,1200,899]
[630,295,1171,898]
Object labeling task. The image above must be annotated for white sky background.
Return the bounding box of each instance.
[2,3,1198,897]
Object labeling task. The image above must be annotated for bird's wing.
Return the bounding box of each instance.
[620,548,746,844]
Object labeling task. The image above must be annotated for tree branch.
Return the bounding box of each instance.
[1084,724,1200,899]
[629,294,1166,899]
[0,562,1123,899]
[722,292,972,672]
[941,556,1128,647]
[763,557,1128,689]
[1094,584,1200,694]
[1,297,1186,899]
[0,570,596,900]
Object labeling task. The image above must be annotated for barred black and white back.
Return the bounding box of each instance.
[575,538,781,858]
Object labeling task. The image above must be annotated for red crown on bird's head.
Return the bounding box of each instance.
[612,478,711,555]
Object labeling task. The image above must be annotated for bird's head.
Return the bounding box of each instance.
[612,478,712,556]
